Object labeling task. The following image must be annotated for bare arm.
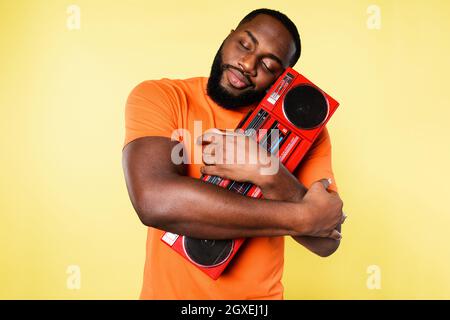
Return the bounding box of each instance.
[122,136,319,240]
[195,128,344,256]
[259,165,343,257]
[196,129,344,244]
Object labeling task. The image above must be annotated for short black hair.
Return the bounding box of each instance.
[237,8,301,67]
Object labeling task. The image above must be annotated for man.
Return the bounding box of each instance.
[122,8,345,300]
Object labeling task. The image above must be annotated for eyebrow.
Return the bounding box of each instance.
[244,30,284,67]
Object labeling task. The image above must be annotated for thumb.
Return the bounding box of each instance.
[196,128,223,145]
[311,178,332,191]
[329,229,342,241]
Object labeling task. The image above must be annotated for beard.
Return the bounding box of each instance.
[206,44,267,110]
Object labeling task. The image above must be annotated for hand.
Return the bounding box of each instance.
[197,128,279,186]
[258,163,307,202]
[297,179,346,240]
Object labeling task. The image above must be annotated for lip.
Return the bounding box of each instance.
[225,68,251,89]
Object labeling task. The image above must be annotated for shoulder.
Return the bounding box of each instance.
[128,77,206,101]
[129,77,206,92]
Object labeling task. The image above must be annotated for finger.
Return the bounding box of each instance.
[200,165,220,176]
[196,129,224,145]
[321,178,333,189]
[202,142,216,156]
[196,133,219,145]
[329,229,342,241]
[202,155,216,165]
[202,142,218,165]
[196,134,213,145]
[340,212,347,224]
[311,178,332,191]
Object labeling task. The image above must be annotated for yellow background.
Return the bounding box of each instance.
[1,0,449,299]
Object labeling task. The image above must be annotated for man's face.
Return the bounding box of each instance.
[207,14,296,109]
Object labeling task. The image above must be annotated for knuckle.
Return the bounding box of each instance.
[201,167,210,174]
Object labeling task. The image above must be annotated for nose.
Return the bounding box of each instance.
[238,54,257,77]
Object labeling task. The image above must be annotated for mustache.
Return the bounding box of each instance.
[221,64,255,88]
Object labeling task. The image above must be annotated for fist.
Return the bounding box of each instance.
[300,179,345,239]
[197,128,279,185]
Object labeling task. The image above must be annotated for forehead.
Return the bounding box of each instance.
[236,14,295,65]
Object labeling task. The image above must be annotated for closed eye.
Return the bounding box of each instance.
[239,41,250,50]
[262,62,274,74]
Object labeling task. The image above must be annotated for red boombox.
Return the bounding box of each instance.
[161,67,340,279]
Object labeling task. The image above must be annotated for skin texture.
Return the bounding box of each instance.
[206,14,296,109]
[220,15,295,94]
[198,129,345,256]
[122,14,345,257]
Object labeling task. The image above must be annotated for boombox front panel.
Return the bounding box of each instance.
[161,68,340,280]
[161,232,245,280]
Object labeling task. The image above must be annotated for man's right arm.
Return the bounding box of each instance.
[122,136,323,240]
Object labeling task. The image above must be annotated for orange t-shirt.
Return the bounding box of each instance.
[123,77,338,300]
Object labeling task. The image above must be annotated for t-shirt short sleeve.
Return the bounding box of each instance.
[294,127,339,193]
[123,79,180,148]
